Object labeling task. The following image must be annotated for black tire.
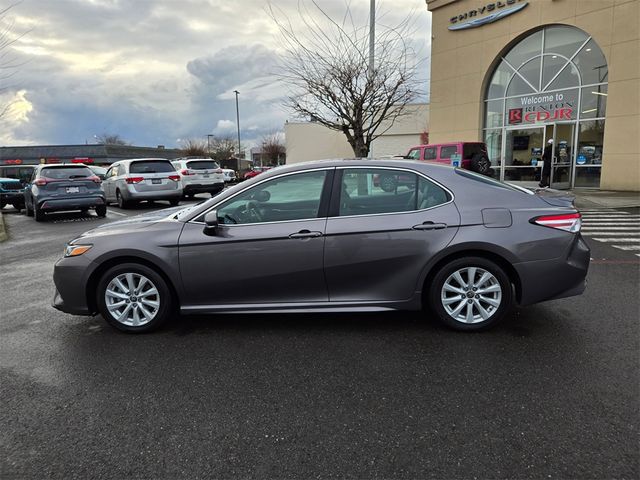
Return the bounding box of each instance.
[0,202,4,210]
[116,190,128,209]
[169,198,180,207]
[11,203,22,213]
[26,200,33,217]
[379,174,397,192]
[470,153,491,175]
[428,256,512,332]
[96,263,173,333]
[80,208,89,214]
[34,203,45,222]
[95,205,107,217]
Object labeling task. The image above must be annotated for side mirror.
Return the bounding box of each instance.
[203,210,219,235]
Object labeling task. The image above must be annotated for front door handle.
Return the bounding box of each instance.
[412,221,447,231]
[289,229,323,239]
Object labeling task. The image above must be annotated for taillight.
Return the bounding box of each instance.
[125,177,144,184]
[88,175,101,184]
[180,169,194,176]
[34,178,47,186]
[532,212,581,233]
[168,175,180,182]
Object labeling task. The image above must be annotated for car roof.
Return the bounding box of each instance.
[111,158,172,165]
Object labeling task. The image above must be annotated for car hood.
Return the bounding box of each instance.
[76,206,185,239]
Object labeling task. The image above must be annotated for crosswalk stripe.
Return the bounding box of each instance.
[580,222,640,226]
[582,227,640,231]
[582,232,640,236]
[615,245,640,251]
[592,238,640,243]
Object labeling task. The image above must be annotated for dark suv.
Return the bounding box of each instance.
[0,177,25,211]
[24,164,107,221]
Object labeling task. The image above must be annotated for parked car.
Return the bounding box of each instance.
[53,159,589,333]
[88,165,108,180]
[0,165,35,186]
[243,166,271,180]
[102,158,182,209]
[222,168,237,183]
[406,142,491,175]
[171,158,225,198]
[0,177,25,211]
[24,164,106,221]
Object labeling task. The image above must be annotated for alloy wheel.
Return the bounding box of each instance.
[440,267,502,324]
[104,273,160,327]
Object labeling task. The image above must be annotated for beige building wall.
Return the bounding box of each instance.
[285,104,430,163]
[426,0,640,191]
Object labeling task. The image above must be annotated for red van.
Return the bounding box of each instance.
[406,142,491,175]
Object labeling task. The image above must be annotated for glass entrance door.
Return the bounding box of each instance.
[550,123,575,189]
[504,127,545,186]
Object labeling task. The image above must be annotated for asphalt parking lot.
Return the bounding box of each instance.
[0,200,638,479]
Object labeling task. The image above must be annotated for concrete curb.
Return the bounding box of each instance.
[0,210,7,243]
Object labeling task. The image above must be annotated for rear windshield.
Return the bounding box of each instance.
[130,160,174,174]
[186,160,219,170]
[40,166,93,179]
[462,143,486,160]
[455,168,532,194]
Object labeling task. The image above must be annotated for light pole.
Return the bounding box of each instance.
[233,90,241,168]
[207,134,213,156]
[367,0,375,159]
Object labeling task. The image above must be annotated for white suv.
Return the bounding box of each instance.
[171,158,225,198]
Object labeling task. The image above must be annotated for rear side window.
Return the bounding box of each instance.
[463,143,485,160]
[40,167,92,179]
[424,147,437,160]
[439,146,457,159]
[129,160,174,174]
[186,160,219,170]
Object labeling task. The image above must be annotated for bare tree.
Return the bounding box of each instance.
[180,138,208,156]
[209,135,238,162]
[96,133,129,145]
[0,2,29,120]
[260,131,286,166]
[269,1,421,157]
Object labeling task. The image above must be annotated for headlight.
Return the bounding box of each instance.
[64,244,92,257]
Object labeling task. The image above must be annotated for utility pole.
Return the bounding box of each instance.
[234,90,241,168]
[207,134,213,156]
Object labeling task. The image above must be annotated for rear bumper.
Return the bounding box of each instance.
[0,192,24,205]
[514,234,590,306]
[122,187,182,201]
[39,195,105,211]
[183,182,224,195]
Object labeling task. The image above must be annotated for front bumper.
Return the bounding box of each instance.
[515,233,590,306]
[39,195,105,212]
[52,255,96,316]
[0,192,25,206]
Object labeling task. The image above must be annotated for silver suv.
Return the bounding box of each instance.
[102,158,182,209]
[171,158,225,198]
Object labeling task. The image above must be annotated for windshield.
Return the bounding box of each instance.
[454,168,533,194]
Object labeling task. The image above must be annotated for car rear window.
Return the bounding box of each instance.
[129,160,174,174]
[186,160,219,170]
[455,168,531,194]
[463,143,486,160]
[40,166,93,179]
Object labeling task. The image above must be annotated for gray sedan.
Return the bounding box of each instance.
[52,159,590,333]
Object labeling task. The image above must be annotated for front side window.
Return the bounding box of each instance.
[339,169,450,216]
[215,170,327,225]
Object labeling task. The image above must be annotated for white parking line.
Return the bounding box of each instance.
[107,209,127,217]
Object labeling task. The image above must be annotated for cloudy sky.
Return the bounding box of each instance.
[0,0,431,149]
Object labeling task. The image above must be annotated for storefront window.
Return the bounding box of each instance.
[484,26,608,188]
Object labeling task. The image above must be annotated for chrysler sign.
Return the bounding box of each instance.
[449,0,528,31]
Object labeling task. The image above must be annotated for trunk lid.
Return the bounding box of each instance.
[534,188,576,208]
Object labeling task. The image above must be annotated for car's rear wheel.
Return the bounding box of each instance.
[116,190,128,209]
[95,205,107,217]
[97,263,172,333]
[471,153,491,175]
[429,256,512,331]
[26,200,33,217]
[169,198,179,206]
[34,204,45,222]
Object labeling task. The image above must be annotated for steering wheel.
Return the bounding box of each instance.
[232,200,263,223]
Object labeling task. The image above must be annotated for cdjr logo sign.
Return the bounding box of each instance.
[508,107,573,124]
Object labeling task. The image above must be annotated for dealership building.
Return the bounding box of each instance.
[426,0,639,190]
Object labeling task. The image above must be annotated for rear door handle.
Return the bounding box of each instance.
[412,221,447,231]
[289,230,323,239]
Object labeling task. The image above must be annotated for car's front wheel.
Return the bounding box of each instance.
[95,205,107,217]
[97,263,173,333]
[429,256,512,331]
